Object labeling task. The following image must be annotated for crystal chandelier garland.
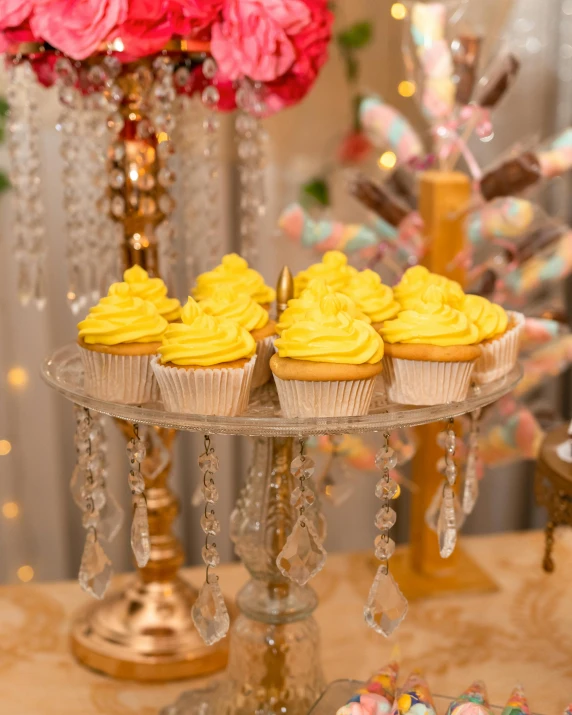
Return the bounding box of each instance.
[235,81,268,268]
[364,432,407,637]
[462,409,482,515]
[319,434,355,506]
[73,406,119,599]
[127,425,151,568]
[436,418,459,558]
[277,438,327,586]
[192,435,230,646]
[200,58,223,274]
[7,59,47,309]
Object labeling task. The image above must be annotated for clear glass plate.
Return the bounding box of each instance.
[309,680,545,715]
[41,343,522,436]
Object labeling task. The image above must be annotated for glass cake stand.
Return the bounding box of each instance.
[41,344,522,715]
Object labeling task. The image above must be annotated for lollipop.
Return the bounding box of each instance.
[359,96,424,165]
[392,672,436,715]
[500,685,530,715]
[446,681,492,715]
[466,198,535,246]
[336,661,400,715]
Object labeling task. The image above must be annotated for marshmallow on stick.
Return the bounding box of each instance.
[359,96,424,165]
[538,127,572,178]
[466,198,534,246]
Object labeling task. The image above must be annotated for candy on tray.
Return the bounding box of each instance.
[479,152,542,201]
[474,53,520,109]
[336,661,399,715]
[446,681,492,715]
[392,671,436,715]
[359,96,424,165]
[500,685,530,715]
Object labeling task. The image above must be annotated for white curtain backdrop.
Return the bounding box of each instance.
[0,0,565,585]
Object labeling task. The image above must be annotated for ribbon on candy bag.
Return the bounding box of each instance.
[392,672,436,715]
[336,661,399,715]
[359,96,424,165]
[501,685,530,715]
[446,681,492,715]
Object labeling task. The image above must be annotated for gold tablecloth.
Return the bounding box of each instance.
[0,531,571,714]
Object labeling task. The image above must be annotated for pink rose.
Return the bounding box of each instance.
[211,0,312,83]
[31,0,128,60]
[0,0,34,30]
[169,0,223,39]
[112,0,174,58]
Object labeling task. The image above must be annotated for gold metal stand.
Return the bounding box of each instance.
[71,425,229,680]
[395,171,498,599]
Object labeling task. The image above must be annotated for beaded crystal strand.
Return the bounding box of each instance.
[462,409,482,515]
[127,425,151,568]
[436,418,459,558]
[364,432,407,636]
[192,436,230,646]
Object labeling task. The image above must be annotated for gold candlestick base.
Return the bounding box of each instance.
[71,575,229,681]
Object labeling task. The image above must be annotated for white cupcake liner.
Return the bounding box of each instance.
[273,376,377,418]
[79,346,158,405]
[382,355,476,405]
[152,356,256,416]
[252,335,275,390]
[473,311,525,384]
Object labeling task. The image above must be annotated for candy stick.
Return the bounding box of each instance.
[446,681,492,715]
[479,401,544,466]
[504,230,572,295]
[513,222,566,264]
[513,335,572,398]
[451,35,483,105]
[466,198,534,246]
[501,685,530,715]
[386,166,418,209]
[538,127,572,178]
[359,96,424,164]
[479,152,542,200]
[521,317,569,350]
[475,53,521,109]
[350,176,412,227]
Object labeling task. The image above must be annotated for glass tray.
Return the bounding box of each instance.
[310,680,545,715]
[41,343,522,436]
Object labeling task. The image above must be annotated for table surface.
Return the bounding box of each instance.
[0,530,571,715]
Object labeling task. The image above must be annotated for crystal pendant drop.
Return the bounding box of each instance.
[98,492,124,543]
[131,496,151,567]
[437,485,458,558]
[276,516,327,586]
[321,458,355,506]
[425,486,465,533]
[462,452,479,515]
[364,566,408,636]
[191,579,230,645]
[79,530,113,599]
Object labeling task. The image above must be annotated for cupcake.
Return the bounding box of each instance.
[270,294,384,418]
[152,299,256,416]
[277,277,370,335]
[462,294,524,383]
[193,253,276,308]
[393,265,465,309]
[293,250,358,297]
[120,265,181,322]
[379,285,481,405]
[77,283,168,404]
[199,287,277,389]
[341,269,401,331]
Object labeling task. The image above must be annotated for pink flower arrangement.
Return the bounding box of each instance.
[0,0,333,113]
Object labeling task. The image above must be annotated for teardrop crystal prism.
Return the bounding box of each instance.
[437,485,458,558]
[191,579,230,645]
[276,516,327,586]
[78,530,113,599]
[462,452,479,515]
[425,486,466,533]
[98,492,124,543]
[131,496,151,567]
[364,566,408,636]
[321,459,355,506]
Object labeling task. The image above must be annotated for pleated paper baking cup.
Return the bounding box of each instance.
[152,356,256,416]
[382,355,476,406]
[273,376,377,418]
[79,346,158,405]
[473,311,525,384]
[252,335,275,389]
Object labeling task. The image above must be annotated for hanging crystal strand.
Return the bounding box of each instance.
[364,432,408,636]
[319,434,355,507]
[462,408,482,515]
[201,59,222,272]
[192,435,230,646]
[436,418,459,558]
[73,406,114,599]
[7,60,47,309]
[127,424,150,568]
[235,80,267,267]
[175,93,205,286]
[276,438,326,586]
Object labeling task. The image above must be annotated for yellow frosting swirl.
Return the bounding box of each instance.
[78,283,168,345]
[275,294,384,364]
[462,294,508,342]
[293,250,359,297]
[193,253,276,305]
[341,270,401,323]
[120,265,181,322]
[200,287,269,332]
[159,314,256,367]
[277,278,370,334]
[380,285,479,346]
[180,297,203,325]
[394,266,465,309]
